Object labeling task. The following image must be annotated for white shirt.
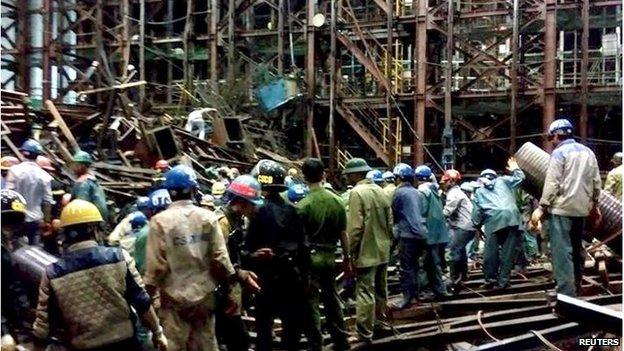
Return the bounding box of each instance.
[6,161,53,222]
[443,185,475,231]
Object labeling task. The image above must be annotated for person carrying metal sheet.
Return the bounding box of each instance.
[343,158,393,343]
[472,158,525,290]
[531,119,602,297]
[32,199,168,351]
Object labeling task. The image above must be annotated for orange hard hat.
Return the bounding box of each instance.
[0,156,19,170]
[441,169,462,183]
[154,159,170,171]
[36,155,55,172]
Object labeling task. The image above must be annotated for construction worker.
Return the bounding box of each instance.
[0,156,19,189]
[366,169,384,187]
[109,196,151,246]
[343,158,393,343]
[296,158,351,350]
[440,169,476,292]
[285,167,301,187]
[390,163,427,309]
[214,175,264,351]
[36,156,67,218]
[245,160,322,351]
[152,159,170,189]
[118,211,148,256]
[531,119,601,297]
[473,158,525,290]
[134,189,172,276]
[382,171,396,201]
[32,199,168,351]
[287,183,309,204]
[604,151,622,199]
[144,165,259,351]
[6,139,53,245]
[415,165,449,299]
[211,181,227,207]
[70,150,109,223]
[200,194,217,211]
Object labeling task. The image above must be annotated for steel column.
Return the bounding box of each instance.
[414,0,427,165]
[329,0,337,170]
[579,0,589,142]
[305,0,315,156]
[510,0,519,152]
[542,0,557,151]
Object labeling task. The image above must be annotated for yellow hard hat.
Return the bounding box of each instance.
[0,156,19,170]
[212,181,227,197]
[288,168,298,177]
[60,199,103,227]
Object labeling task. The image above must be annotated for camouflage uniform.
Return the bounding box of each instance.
[145,200,235,351]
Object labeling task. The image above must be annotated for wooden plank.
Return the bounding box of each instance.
[92,162,157,175]
[1,135,26,161]
[45,99,80,152]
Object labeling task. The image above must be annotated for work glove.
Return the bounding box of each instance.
[152,326,168,351]
[237,268,261,293]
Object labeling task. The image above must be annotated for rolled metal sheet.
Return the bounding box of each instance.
[515,142,622,250]
[12,245,57,297]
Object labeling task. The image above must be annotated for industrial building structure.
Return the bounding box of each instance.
[1,0,622,174]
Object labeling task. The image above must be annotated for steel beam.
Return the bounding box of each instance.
[556,294,622,335]
[336,33,391,92]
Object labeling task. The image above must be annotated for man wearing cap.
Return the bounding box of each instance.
[32,199,168,351]
[604,152,622,199]
[70,150,109,223]
[531,119,601,297]
[6,139,53,245]
[145,165,259,351]
[297,158,351,350]
[473,159,525,290]
[109,197,152,246]
[343,158,393,343]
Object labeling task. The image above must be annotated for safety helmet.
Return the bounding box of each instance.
[59,199,103,227]
[414,165,433,181]
[441,169,462,183]
[19,139,43,156]
[342,158,372,175]
[288,168,298,177]
[548,119,573,136]
[612,152,623,163]
[253,160,287,190]
[382,171,395,182]
[211,181,227,197]
[72,150,94,165]
[0,156,19,170]
[149,189,172,212]
[287,183,309,203]
[163,165,198,190]
[393,163,414,180]
[36,155,55,172]
[154,159,170,171]
[366,170,384,184]
[136,197,150,211]
[200,194,215,207]
[479,169,497,180]
[226,175,264,206]
[1,189,27,224]
[129,211,148,229]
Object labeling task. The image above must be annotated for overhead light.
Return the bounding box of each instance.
[312,13,326,27]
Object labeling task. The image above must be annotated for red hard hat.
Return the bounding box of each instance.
[36,155,55,172]
[154,159,170,170]
[441,169,462,182]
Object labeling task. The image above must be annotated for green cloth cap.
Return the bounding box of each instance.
[342,158,372,175]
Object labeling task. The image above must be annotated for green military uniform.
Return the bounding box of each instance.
[347,179,393,341]
[383,183,396,202]
[604,164,622,199]
[71,174,109,222]
[297,184,350,350]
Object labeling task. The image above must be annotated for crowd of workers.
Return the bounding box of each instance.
[0,117,620,351]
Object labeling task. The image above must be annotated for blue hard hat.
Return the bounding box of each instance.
[163,165,198,190]
[136,197,150,211]
[149,189,172,211]
[414,165,433,181]
[287,184,309,203]
[366,169,384,184]
[129,211,148,229]
[19,139,43,155]
[382,171,395,181]
[548,119,573,135]
[225,175,264,206]
[393,163,414,180]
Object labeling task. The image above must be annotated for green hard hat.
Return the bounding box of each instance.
[72,150,93,165]
[342,158,372,175]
